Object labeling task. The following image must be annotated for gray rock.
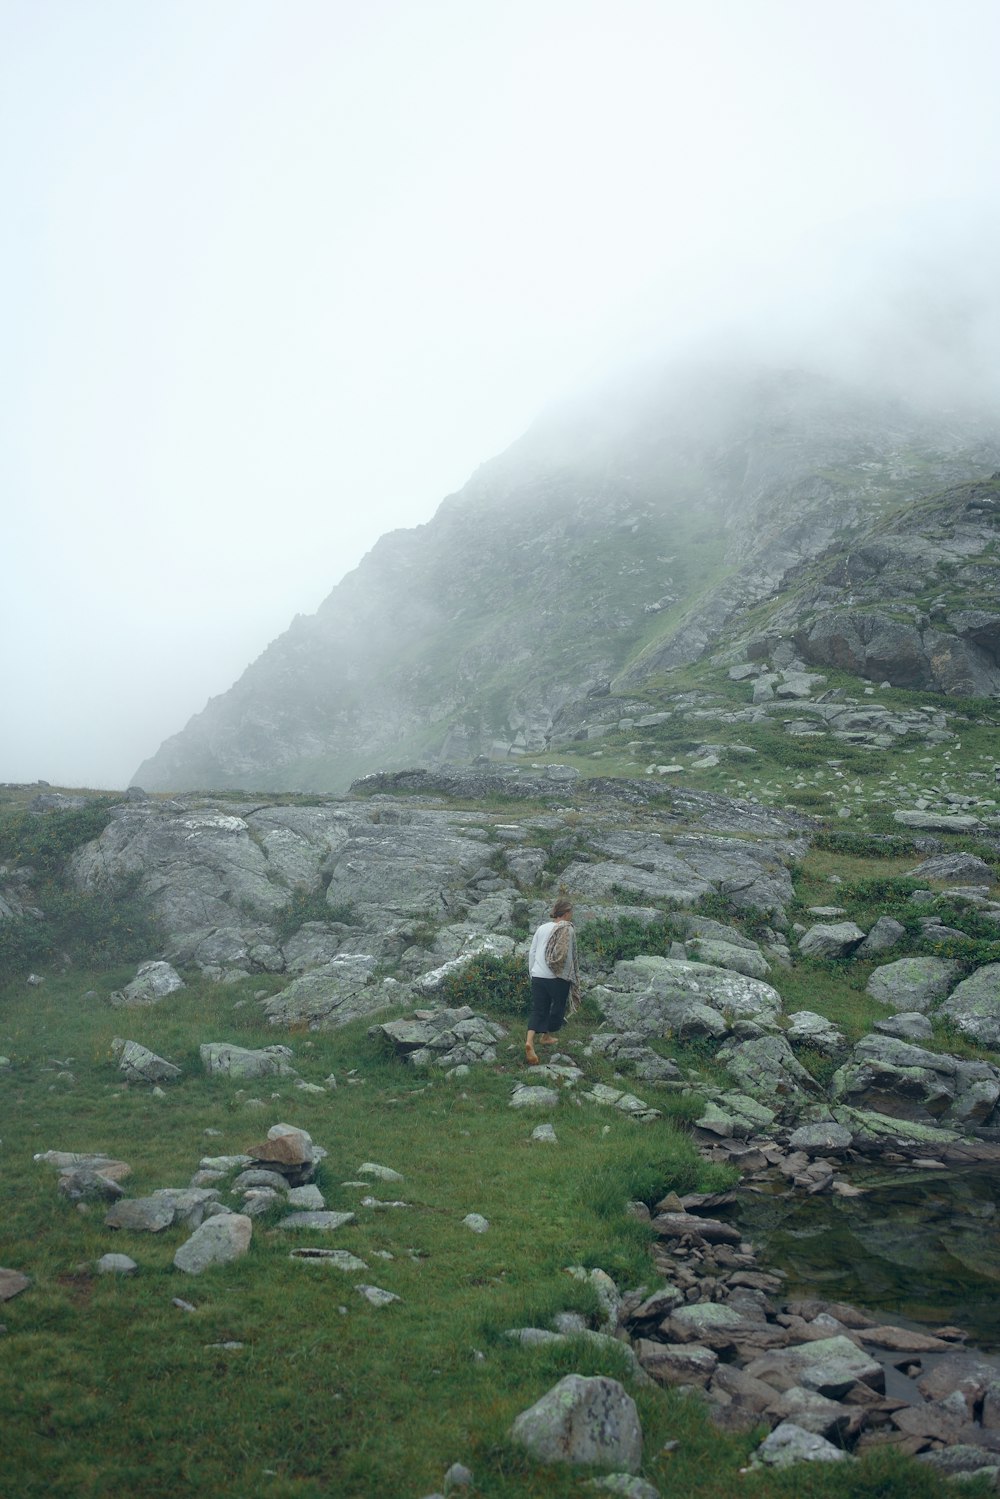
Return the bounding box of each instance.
[866,957,961,1012]
[788,1123,853,1156]
[199,1042,298,1079]
[855,916,907,957]
[908,852,995,884]
[325,815,490,918]
[108,961,184,1008]
[593,956,782,1041]
[831,1034,1000,1127]
[509,1374,642,1472]
[289,1248,368,1270]
[70,802,351,940]
[717,1034,817,1107]
[278,1211,356,1232]
[260,955,392,1030]
[96,1253,137,1275]
[111,1038,182,1083]
[938,964,1000,1047]
[588,1475,661,1499]
[0,1267,30,1300]
[531,1124,558,1143]
[58,1168,127,1203]
[797,923,865,958]
[752,1421,849,1467]
[785,1011,847,1055]
[510,1085,560,1109]
[173,1213,252,1273]
[745,1335,884,1399]
[104,1197,177,1233]
[462,1214,489,1234]
[443,1463,473,1492]
[286,1185,325,1210]
[894,811,981,832]
[356,1284,401,1306]
[873,1011,934,1042]
[683,938,770,979]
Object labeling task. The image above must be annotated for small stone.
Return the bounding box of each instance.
[96,1254,137,1275]
[463,1214,489,1234]
[356,1284,401,1306]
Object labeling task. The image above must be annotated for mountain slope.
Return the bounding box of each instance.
[134,364,1000,792]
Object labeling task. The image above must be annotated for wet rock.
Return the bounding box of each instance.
[831,1036,1000,1127]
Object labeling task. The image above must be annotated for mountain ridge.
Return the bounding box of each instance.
[135,363,1000,792]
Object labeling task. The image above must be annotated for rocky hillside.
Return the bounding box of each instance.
[134,365,1000,793]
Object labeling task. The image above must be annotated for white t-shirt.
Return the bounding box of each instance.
[528,920,574,978]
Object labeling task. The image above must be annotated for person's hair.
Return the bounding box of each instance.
[550,896,573,919]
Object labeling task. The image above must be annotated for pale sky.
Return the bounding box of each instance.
[3,0,999,788]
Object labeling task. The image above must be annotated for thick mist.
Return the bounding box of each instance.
[2,1,999,788]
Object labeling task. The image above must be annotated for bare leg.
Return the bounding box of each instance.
[525,1029,539,1065]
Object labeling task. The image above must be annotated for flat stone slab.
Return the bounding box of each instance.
[277,1211,356,1231]
[289,1249,367,1270]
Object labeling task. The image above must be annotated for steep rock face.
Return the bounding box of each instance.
[134,366,1000,792]
[767,476,1000,694]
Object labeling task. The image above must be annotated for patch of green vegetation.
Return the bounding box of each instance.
[579,914,674,969]
[0,803,162,984]
[272,880,353,942]
[435,951,532,1021]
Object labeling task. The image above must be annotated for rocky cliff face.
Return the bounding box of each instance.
[134,365,1000,792]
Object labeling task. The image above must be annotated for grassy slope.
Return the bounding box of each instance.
[3,768,1000,1494]
[3,967,987,1498]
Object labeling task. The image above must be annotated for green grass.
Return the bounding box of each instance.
[0,966,751,1499]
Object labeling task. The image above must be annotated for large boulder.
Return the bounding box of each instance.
[938,965,1000,1048]
[509,1375,642,1472]
[259,955,395,1030]
[908,853,995,885]
[717,1034,818,1108]
[797,923,865,959]
[866,957,962,1012]
[831,1036,1000,1127]
[592,957,782,1040]
[199,1043,298,1080]
[173,1214,252,1273]
[111,1038,182,1084]
[108,961,184,1008]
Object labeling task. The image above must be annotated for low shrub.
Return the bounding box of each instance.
[435,951,531,1019]
[579,914,673,968]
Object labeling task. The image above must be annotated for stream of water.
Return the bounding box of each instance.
[732,1166,1000,1351]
